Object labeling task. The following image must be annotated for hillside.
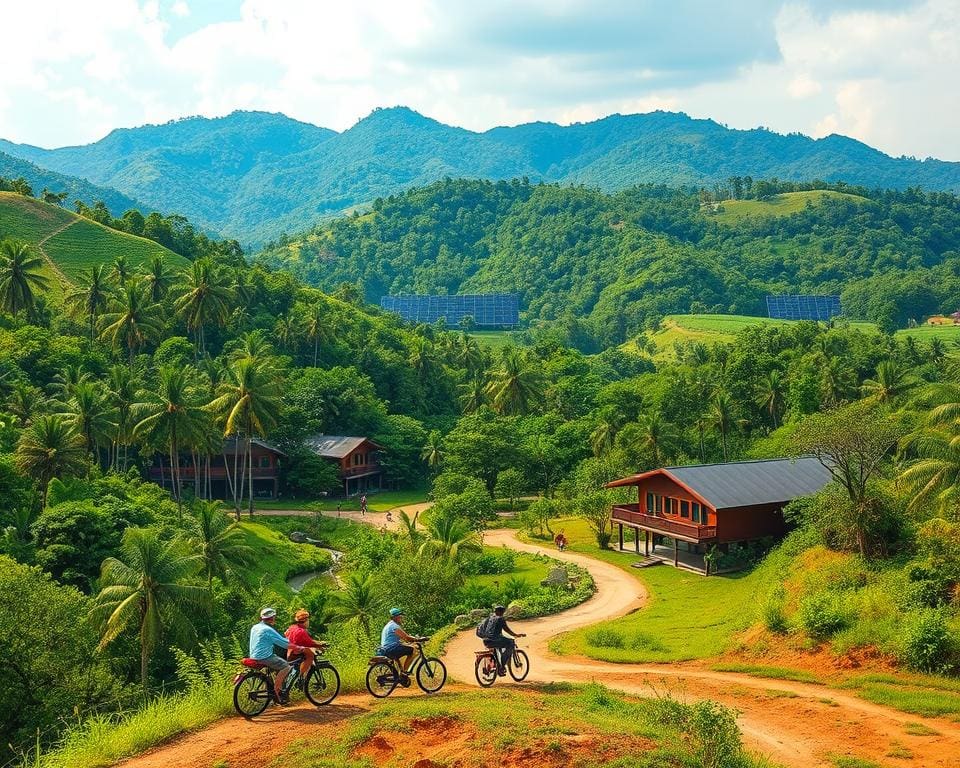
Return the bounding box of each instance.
[3,108,960,245]
[708,189,868,224]
[0,192,188,292]
[0,150,142,215]
[259,178,960,348]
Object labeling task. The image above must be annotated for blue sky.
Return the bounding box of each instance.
[0,1,956,160]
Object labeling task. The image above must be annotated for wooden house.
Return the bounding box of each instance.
[303,435,385,495]
[606,458,832,574]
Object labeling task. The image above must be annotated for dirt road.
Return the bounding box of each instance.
[445,530,960,768]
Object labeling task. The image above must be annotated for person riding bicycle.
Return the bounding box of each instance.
[378,607,417,685]
[479,605,526,676]
[249,607,292,704]
[285,609,329,681]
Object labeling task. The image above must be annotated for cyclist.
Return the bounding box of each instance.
[249,607,292,704]
[378,607,417,685]
[480,605,526,676]
[285,609,328,681]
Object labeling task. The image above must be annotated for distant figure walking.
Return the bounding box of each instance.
[554,531,567,552]
[385,510,393,522]
[360,494,368,515]
[337,501,342,518]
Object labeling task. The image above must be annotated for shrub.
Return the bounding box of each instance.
[586,627,625,649]
[762,586,789,634]
[900,609,954,673]
[798,592,848,641]
[462,549,516,575]
[688,699,746,768]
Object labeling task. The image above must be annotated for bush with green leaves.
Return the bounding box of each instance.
[899,609,955,673]
[762,585,790,634]
[798,591,849,641]
[462,548,516,575]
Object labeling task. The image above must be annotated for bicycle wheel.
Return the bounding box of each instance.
[474,654,497,688]
[305,663,341,706]
[416,656,447,694]
[366,662,398,698]
[233,672,271,718]
[508,650,530,682]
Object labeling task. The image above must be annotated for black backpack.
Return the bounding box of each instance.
[476,615,496,639]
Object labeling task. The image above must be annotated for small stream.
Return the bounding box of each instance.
[286,548,343,593]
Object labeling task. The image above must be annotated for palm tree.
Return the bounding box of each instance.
[330,573,379,638]
[418,509,482,562]
[0,239,50,319]
[107,364,139,471]
[421,430,444,470]
[174,260,233,357]
[208,357,282,517]
[143,255,175,303]
[590,407,621,457]
[397,509,423,548]
[58,381,118,459]
[861,359,917,405]
[90,527,206,693]
[187,501,253,588]
[756,370,786,429]
[7,381,43,424]
[100,280,164,368]
[15,415,88,504]
[710,390,736,462]
[303,302,332,367]
[485,349,544,416]
[899,429,960,515]
[408,337,438,383]
[821,356,856,406]
[631,412,680,466]
[227,330,276,365]
[110,256,133,286]
[133,366,207,515]
[273,314,297,353]
[459,377,487,414]
[455,333,484,374]
[65,265,111,339]
[48,364,92,401]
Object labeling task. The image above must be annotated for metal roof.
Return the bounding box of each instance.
[303,435,381,459]
[608,457,833,510]
[222,435,286,456]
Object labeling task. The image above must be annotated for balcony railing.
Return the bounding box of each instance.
[611,504,717,541]
[342,464,382,478]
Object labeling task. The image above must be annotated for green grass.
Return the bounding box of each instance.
[828,756,884,768]
[542,517,770,662]
[838,673,960,718]
[465,550,552,591]
[274,683,768,768]
[708,190,867,225]
[238,521,333,594]
[467,330,518,349]
[903,722,940,736]
[254,488,428,513]
[897,324,960,342]
[711,663,825,685]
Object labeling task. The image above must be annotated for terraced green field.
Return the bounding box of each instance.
[0,192,187,292]
[708,190,868,224]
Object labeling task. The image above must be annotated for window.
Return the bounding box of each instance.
[680,500,690,518]
[645,492,654,513]
[692,502,701,523]
[655,495,663,513]
[352,453,364,467]
[259,456,271,468]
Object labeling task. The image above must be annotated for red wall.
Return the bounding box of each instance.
[715,503,789,542]
[636,474,715,527]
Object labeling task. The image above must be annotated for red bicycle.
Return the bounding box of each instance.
[474,644,530,687]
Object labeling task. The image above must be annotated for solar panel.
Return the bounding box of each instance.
[380,294,519,328]
[766,295,841,321]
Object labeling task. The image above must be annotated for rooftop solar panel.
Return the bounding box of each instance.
[766,295,841,321]
[380,294,519,328]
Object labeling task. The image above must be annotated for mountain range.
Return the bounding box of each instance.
[3,107,960,247]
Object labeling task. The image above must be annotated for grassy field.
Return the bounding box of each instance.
[466,550,551,591]
[277,683,765,768]
[468,329,518,349]
[707,190,867,225]
[237,521,334,594]
[0,191,187,290]
[254,488,429,513]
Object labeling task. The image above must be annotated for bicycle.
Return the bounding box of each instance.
[474,644,530,687]
[366,637,447,697]
[233,649,341,718]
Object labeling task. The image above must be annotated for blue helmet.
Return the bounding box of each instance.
[389,607,404,617]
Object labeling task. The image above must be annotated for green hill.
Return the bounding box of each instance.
[708,190,867,224]
[3,108,959,245]
[0,192,188,294]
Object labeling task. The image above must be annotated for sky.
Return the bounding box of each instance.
[0,0,956,160]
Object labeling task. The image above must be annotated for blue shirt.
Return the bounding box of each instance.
[249,621,289,660]
[380,619,404,649]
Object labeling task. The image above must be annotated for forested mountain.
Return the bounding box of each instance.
[3,107,959,246]
[258,179,960,349]
[0,149,142,214]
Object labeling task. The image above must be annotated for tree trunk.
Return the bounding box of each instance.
[170,439,182,520]
[224,449,239,521]
[314,336,318,367]
[247,434,254,517]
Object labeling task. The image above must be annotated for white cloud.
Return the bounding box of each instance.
[0,0,955,160]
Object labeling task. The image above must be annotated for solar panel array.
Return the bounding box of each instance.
[380,294,520,328]
[766,294,842,321]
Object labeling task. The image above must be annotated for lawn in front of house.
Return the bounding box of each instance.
[254,488,429,513]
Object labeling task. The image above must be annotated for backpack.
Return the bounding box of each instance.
[476,615,497,639]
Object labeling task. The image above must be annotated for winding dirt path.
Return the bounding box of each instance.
[36,218,77,287]
[445,530,960,768]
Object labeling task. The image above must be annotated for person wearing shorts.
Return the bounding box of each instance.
[378,607,416,682]
[249,607,292,703]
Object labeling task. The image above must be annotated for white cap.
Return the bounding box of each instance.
[260,607,277,620]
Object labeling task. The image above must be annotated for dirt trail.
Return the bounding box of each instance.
[446,530,960,768]
[35,218,77,287]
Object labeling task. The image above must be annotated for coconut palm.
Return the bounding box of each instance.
[90,527,206,693]
[397,509,423,548]
[303,302,332,367]
[485,349,544,416]
[99,280,164,367]
[186,501,253,588]
[133,366,206,514]
[421,430,444,470]
[273,314,297,353]
[107,364,140,471]
[143,255,175,303]
[65,265,111,339]
[418,508,482,562]
[590,407,621,457]
[207,357,282,517]
[48,364,93,400]
[15,415,88,504]
[0,239,50,319]
[174,259,233,357]
[456,332,484,374]
[861,359,917,405]
[58,381,118,459]
[756,369,786,429]
[459,377,487,414]
[408,337,438,383]
[110,255,133,286]
[227,330,276,365]
[710,390,736,462]
[631,412,680,466]
[821,356,856,406]
[330,573,379,638]
[7,381,43,424]
[899,429,960,515]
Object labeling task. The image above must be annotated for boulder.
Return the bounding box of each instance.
[454,614,474,629]
[540,566,569,588]
[504,604,523,619]
[468,608,488,621]
[288,531,308,543]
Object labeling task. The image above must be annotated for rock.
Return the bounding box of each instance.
[288,531,307,543]
[540,566,570,587]
[468,608,488,621]
[504,604,522,619]
[454,614,473,629]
